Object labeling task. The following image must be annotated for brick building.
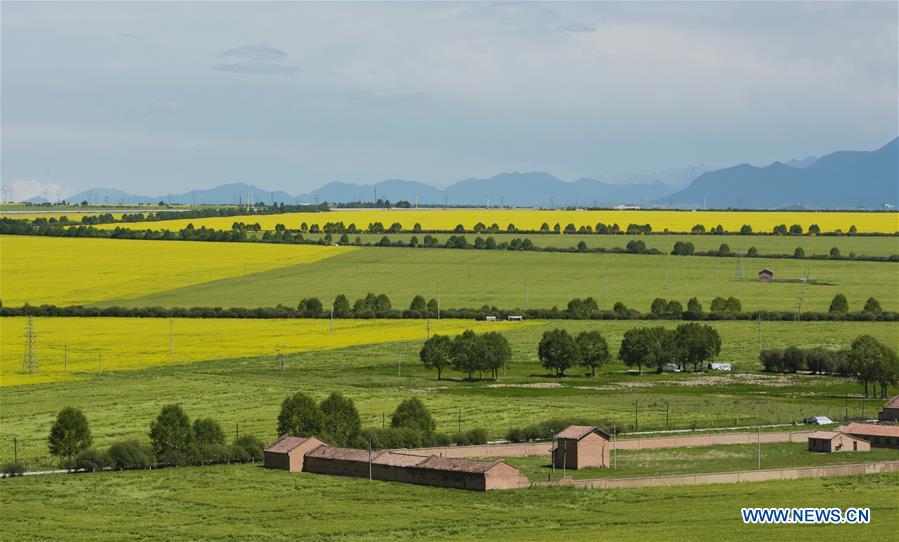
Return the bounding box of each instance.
[836,423,899,449]
[265,438,529,491]
[263,435,327,472]
[807,431,870,453]
[878,396,899,422]
[552,425,611,469]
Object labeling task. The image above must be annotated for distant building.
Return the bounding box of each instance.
[484,316,497,322]
[807,431,870,453]
[507,315,523,321]
[614,204,641,210]
[836,423,899,449]
[758,269,774,282]
[708,363,732,371]
[878,396,899,422]
[263,435,328,472]
[552,425,611,469]
[264,438,529,491]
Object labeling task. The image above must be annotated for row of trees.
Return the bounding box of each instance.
[760,336,898,398]
[420,330,512,380]
[4,294,894,323]
[42,405,264,473]
[276,393,489,450]
[5,218,896,263]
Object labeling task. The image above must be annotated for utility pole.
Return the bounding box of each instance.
[437,285,441,320]
[13,437,18,464]
[427,319,431,339]
[458,409,462,433]
[236,422,239,440]
[757,426,761,470]
[634,400,639,431]
[170,316,174,358]
[23,315,38,374]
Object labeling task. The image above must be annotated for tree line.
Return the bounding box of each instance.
[3,293,895,322]
[276,392,489,450]
[3,217,896,262]
[760,335,898,398]
[420,330,512,380]
[3,405,266,476]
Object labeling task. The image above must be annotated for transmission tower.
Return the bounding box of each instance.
[23,316,38,373]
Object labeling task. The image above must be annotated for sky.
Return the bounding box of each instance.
[1,1,897,199]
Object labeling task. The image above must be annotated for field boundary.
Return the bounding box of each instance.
[396,430,816,458]
[540,460,899,489]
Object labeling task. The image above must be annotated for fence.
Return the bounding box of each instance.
[547,460,899,489]
[396,430,816,458]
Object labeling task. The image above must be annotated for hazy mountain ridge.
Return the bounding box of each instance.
[60,139,897,209]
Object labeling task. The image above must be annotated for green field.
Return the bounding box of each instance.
[302,231,899,258]
[2,464,896,541]
[111,246,898,312]
[494,442,899,480]
[3,319,894,469]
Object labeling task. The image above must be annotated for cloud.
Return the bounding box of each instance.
[3,179,68,202]
[214,45,297,75]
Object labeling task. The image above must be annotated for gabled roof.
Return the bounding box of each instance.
[264,435,324,454]
[884,396,899,409]
[414,455,509,474]
[837,423,899,438]
[305,446,375,462]
[808,431,840,440]
[758,269,774,275]
[372,452,429,467]
[554,425,610,440]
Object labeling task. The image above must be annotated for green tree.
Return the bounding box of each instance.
[793,247,805,258]
[409,295,427,311]
[332,294,351,317]
[451,330,482,379]
[193,418,225,447]
[619,327,677,374]
[848,335,895,397]
[391,397,436,435]
[479,332,512,380]
[149,404,194,464]
[829,246,841,258]
[47,407,92,461]
[782,346,806,373]
[277,392,323,437]
[674,323,721,372]
[650,297,668,316]
[575,330,610,377]
[420,334,452,380]
[710,297,727,312]
[320,392,361,447]
[538,329,579,377]
[297,297,324,317]
[863,297,882,314]
[829,294,849,314]
[686,297,703,319]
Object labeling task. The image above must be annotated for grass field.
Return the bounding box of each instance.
[92,209,899,233]
[118,246,899,312]
[3,318,894,468]
[302,231,899,258]
[2,464,896,541]
[0,317,525,386]
[0,235,353,306]
[495,442,899,480]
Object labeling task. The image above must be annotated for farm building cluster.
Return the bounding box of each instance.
[264,435,530,491]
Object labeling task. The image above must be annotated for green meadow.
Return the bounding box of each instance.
[110,246,898,312]
[2,464,896,541]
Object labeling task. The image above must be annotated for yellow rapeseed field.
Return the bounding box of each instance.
[94,209,898,234]
[0,317,527,386]
[0,212,126,222]
[0,235,354,306]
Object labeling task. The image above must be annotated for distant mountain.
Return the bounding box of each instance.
[65,176,673,207]
[67,187,155,205]
[660,138,898,209]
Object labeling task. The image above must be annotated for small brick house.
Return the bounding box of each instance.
[807,431,870,453]
[552,425,611,469]
[263,435,327,472]
[878,396,899,422]
[836,423,899,449]
[758,269,774,282]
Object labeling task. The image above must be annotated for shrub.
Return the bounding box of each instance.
[464,427,489,445]
[391,397,436,435]
[2,462,26,476]
[232,435,265,462]
[72,448,110,472]
[451,432,470,446]
[107,440,156,470]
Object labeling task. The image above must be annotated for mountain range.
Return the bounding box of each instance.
[57,138,897,209]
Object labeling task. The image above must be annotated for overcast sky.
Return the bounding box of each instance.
[2,1,897,198]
